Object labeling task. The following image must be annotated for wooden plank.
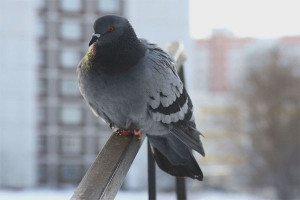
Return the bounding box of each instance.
[71,132,145,200]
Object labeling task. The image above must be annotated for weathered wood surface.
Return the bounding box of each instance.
[71,133,145,200]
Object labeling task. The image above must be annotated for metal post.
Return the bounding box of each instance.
[176,177,187,200]
[175,66,187,200]
[147,140,156,200]
[166,42,188,200]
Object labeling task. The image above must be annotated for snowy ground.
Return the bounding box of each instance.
[0,189,271,200]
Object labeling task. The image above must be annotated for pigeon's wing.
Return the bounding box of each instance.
[142,40,205,157]
[142,40,195,125]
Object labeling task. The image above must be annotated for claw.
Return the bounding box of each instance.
[115,129,121,136]
[134,129,142,140]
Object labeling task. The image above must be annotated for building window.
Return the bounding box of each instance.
[37,50,46,67]
[60,78,79,96]
[98,0,119,13]
[36,20,46,38]
[36,0,46,9]
[38,78,47,95]
[38,107,47,124]
[61,21,81,40]
[38,135,47,153]
[61,135,82,154]
[61,106,82,124]
[60,165,82,182]
[61,50,81,68]
[60,0,81,11]
[38,164,47,183]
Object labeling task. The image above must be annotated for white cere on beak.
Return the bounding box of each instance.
[93,33,101,38]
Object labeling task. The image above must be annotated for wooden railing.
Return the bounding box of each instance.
[71,42,187,200]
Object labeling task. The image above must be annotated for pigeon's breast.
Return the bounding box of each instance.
[79,60,149,129]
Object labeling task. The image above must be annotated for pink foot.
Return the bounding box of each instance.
[116,129,133,136]
[134,129,142,140]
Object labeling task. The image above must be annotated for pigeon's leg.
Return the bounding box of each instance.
[109,123,115,129]
[116,129,134,136]
[134,129,142,140]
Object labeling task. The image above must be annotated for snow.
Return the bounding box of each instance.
[0,189,270,200]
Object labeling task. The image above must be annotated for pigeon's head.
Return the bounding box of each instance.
[89,15,136,47]
[85,15,145,75]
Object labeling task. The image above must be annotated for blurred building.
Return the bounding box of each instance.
[36,0,124,186]
[191,31,300,189]
[0,0,37,188]
[279,36,300,69]
[192,32,254,187]
[191,30,253,93]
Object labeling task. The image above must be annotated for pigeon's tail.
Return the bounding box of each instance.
[147,126,205,181]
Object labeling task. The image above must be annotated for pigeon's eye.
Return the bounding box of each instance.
[108,27,115,32]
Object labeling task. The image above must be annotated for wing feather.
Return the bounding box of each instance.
[142,40,194,124]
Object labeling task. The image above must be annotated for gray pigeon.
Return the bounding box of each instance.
[78,15,205,181]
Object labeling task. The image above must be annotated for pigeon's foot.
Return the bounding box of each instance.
[115,129,142,139]
[134,129,142,140]
[116,129,134,136]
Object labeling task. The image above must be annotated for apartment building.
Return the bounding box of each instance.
[36,0,124,186]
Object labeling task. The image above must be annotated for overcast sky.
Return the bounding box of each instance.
[190,0,300,39]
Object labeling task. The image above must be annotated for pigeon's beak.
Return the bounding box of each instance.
[89,33,101,46]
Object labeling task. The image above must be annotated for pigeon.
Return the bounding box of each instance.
[77,15,205,181]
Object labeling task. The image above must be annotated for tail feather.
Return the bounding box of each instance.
[172,126,205,156]
[147,132,203,181]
